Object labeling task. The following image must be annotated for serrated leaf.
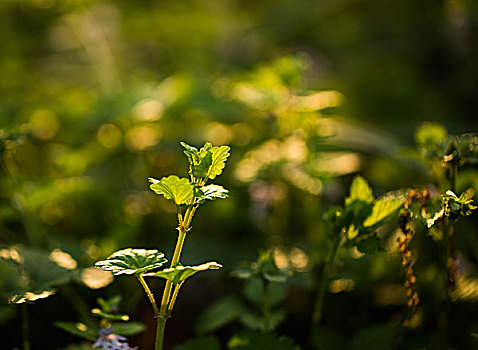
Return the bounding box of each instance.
[112,321,146,336]
[55,321,97,341]
[207,145,231,179]
[95,248,167,276]
[196,184,229,204]
[180,142,200,165]
[363,198,403,228]
[181,142,214,179]
[144,261,222,285]
[345,176,374,206]
[149,175,194,205]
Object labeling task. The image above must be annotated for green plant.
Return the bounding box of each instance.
[56,296,145,349]
[314,175,403,323]
[95,141,230,350]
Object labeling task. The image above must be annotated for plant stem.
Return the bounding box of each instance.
[313,231,342,323]
[155,316,166,350]
[137,274,159,316]
[167,283,183,314]
[262,279,270,332]
[156,203,196,350]
[22,303,30,350]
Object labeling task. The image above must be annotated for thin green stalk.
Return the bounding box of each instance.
[137,274,159,315]
[167,283,183,314]
[262,279,270,332]
[313,231,342,323]
[22,303,30,350]
[156,203,197,350]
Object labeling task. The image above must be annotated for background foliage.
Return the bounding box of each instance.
[1,0,478,349]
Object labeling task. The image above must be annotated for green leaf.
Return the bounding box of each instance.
[149,175,195,205]
[355,235,381,254]
[144,261,222,285]
[233,251,290,283]
[175,336,221,350]
[207,145,231,179]
[112,321,146,336]
[228,331,297,350]
[181,142,214,179]
[91,308,130,321]
[95,248,167,276]
[196,184,229,204]
[2,246,74,304]
[363,198,403,228]
[54,321,97,342]
[239,309,286,332]
[195,296,247,334]
[345,176,374,206]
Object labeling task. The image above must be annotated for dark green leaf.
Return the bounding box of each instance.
[95,248,167,276]
[55,321,97,342]
[195,296,247,334]
[355,235,381,254]
[112,321,146,336]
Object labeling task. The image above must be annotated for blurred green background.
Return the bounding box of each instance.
[1,0,478,349]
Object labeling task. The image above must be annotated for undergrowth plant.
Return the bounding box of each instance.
[95,141,231,350]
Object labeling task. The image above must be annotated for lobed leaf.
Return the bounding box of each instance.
[149,175,194,205]
[345,176,374,206]
[207,145,231,179]
[95,248,167,276]
[144,261,222,285]
[196,184,229,204]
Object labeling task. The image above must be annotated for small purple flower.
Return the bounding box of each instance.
[93,328,138,350]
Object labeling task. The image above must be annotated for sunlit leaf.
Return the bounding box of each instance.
[196,184,229,204]
[363,198,403,228]
[345,176,374,206]
[181,142,214,179]
[144,261,222,285]
[149,175,194,205]
[55,321,97,342]
[207,145,231,179]
[95,248,167,276]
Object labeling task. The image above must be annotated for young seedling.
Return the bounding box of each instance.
[95,141,230,350]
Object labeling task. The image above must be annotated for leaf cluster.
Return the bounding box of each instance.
[326,176,403,253]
